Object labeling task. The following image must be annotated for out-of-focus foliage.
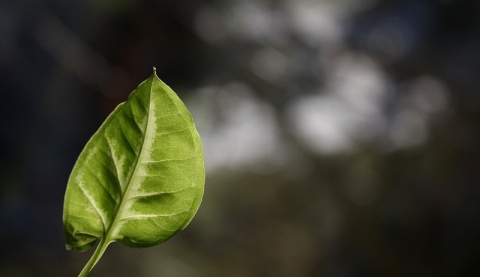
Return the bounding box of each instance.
[1,0,480,276]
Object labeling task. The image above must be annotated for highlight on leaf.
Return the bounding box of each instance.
[63,68,205,276]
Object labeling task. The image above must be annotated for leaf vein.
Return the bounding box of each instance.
[84,165,119,205]
[105,136,124,193]
[78,183,107,232]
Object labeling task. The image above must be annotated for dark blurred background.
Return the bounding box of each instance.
[1,0,480,276]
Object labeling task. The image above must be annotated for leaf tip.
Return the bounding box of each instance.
[151,67,160,80]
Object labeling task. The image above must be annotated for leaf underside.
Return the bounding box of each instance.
[63,69,204,275]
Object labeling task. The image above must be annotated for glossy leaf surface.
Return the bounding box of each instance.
[63,69,204,276]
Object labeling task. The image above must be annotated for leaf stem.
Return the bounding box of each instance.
[78,238,111,277]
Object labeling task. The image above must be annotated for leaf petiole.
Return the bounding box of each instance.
[78,238,111,277]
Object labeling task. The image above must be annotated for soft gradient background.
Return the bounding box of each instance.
[1,0,480,276]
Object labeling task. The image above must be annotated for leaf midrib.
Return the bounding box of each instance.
[104,76,155,242]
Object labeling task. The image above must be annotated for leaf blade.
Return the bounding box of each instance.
[63,69,205,262]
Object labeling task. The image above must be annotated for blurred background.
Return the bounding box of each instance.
[1,0,480,276]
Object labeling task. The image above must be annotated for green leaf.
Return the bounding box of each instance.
[63,69,205,276]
